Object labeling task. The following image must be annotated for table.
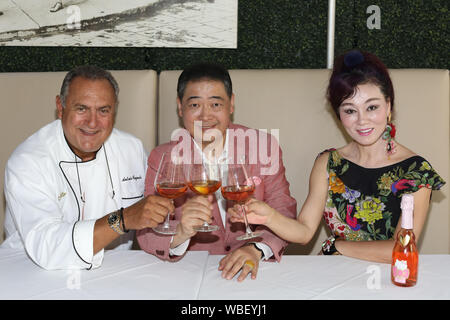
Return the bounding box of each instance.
[1,248,449,300]
[199,255,450,300]
[0,249,208,300]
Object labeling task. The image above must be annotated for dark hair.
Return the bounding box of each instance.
[177,62,232,100]
[60,65,119,107]
[326,50,394,119]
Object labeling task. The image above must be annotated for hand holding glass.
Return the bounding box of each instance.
[187,158,221,232]
[221,162,262,240]
[153,152,187,235]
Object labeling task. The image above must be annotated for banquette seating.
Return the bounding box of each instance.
[0,68,448,255]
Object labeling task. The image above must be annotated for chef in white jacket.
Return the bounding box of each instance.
[2,65,173,270]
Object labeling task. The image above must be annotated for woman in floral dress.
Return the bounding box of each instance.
[229,50,445,263]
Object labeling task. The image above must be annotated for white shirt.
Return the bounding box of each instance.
[2,120,147,270]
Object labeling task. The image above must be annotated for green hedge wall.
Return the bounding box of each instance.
[0,0,447,72]
[347,0,449,68]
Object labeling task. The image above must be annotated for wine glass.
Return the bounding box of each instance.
[153,152,187,235]
[187,154,221,232]
[221,161,262,240]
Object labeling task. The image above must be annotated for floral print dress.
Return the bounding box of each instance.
[323,149,446,242]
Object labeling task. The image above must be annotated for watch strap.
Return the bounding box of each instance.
[108,211,125,235]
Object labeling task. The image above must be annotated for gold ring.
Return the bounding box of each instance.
[244,260,255,269]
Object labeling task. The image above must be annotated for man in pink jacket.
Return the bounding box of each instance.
[136,63,297,281]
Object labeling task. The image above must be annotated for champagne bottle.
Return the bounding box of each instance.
[391,194,418,287]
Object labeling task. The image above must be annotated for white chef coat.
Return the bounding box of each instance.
[2,120,147,270]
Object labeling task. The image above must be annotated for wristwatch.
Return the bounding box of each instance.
[321,236,341,255]
[108,210,125,235]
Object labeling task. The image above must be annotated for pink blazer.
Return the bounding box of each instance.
[136,123,297,262]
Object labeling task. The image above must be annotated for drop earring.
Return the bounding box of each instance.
[382,113,397,159]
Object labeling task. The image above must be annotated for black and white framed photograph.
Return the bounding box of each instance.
[0,0,237,47]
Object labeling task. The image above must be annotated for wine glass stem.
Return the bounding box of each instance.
[240,204,252,235]
[163,199,174,228]
[202,196,211,227]
[163,213,171,228]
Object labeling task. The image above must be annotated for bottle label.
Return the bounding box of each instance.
[392,259,410,284]
[399,234,410,247]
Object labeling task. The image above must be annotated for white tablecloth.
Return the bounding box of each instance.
[1,248,449,300]
[0,249,208,300]
[199,255,450,300]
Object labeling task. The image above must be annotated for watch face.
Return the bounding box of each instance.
[108,212,119,225]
